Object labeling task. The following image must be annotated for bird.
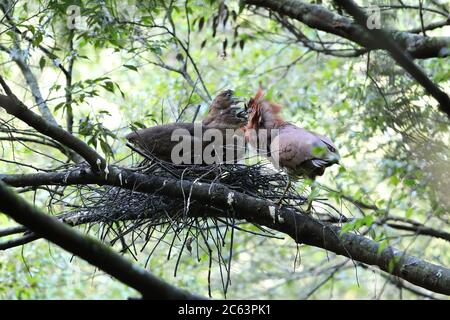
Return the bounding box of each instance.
[244,88,340,211]
[202,90,247,129]
[126,90,247,164]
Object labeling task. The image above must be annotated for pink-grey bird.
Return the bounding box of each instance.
[244,89,340,210]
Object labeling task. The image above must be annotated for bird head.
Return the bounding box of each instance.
[202,89,247,129]
[210,89,244,110]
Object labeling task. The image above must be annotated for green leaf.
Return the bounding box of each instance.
[311,146,327,157]
[25,25,35,34]
[405,207,414,219]
[102,81,115,93]
[389,175,400,186]
[32,32,43,47]
[115,83,125,98]
[123,64,138,72]
[54,102,65,112]
[377,239,388,255]
[39,56,46,70]
[238,0,245,14]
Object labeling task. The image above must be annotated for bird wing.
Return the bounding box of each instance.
[126,123,195,142]
[126,123,197,161]
[271,126,316,169]
[316,133,338,153]
[272,125,339,177]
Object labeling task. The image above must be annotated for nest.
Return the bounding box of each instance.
[55,149,334,296]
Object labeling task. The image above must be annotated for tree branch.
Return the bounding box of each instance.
[0,78,105,170]
[0,179,203,299]
[332,0,450,117]
[1,167,449,295]
[0,75,448,295]
[65,30,75,134]
[0,15,58,125]
[244,0,450,59]
[244,0,450,117]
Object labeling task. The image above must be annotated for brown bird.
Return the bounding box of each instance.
[244,89,340,210]
[202,90,246,129]
[126,90,247,164]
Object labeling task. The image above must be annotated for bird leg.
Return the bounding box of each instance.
[305,180,318,214]
[276,175,291,206]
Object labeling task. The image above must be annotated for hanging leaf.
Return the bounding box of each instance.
[39,56,46,70]
[231,10,237,21]
[234,25,239,38]
[222,8,229,27]
[54,102,65,112]
[100,139,114,158]
[212,15,219,38]
[123,64,138,72]
[32,32,43,47]
[222,39,228,52]
[239,39,245,50]
[238,1,246,14]
[191,16,198,29]
[198,17,205,31]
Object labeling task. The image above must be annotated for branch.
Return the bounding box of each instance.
[0,78,105,170]
[65,30,75,134]
[0,179,203,299]
[332,0,450,117]
[244,0,450,59]
[1,167,449,295]
[406,19,450,34]
[0,22,57,125]
[386,222,450,242]
[0,135,70,156]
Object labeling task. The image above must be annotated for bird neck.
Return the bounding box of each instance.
[260,111,286,129]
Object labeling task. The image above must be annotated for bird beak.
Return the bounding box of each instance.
[236,108,248,121]
[325,152,340,164]
[230,96,245,105]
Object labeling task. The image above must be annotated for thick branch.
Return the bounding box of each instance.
[1,167,449,295]
[244,0,450,59]
[0,179,202,299]
[332,0,450,116]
